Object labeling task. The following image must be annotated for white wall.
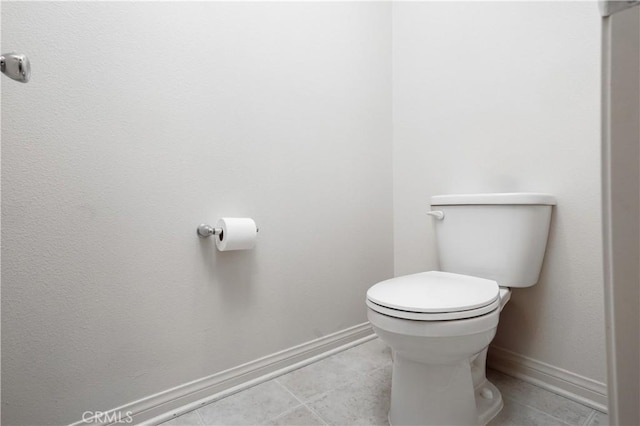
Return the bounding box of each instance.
[3,1,612,423]
[1,3,393,425]
[392,1,606,384]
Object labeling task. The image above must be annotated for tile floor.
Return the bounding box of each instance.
[160,338,608,426]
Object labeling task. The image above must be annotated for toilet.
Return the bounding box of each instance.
[366,193,556,426]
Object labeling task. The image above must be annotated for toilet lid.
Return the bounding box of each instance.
[366,271,499,315]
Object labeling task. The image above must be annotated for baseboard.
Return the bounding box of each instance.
[74,323,375,426]
[488,345,608,413]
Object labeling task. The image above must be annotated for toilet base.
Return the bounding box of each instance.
[475,378,504,425]
[368,307,501,426]
[388,355,479,426]
[386,368,504,426]
[385,346,504,426]
[472,349,504,425]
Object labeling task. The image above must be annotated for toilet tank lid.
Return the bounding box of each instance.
[431,193,556,206]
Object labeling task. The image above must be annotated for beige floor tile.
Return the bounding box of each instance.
[489,398,568,426]
[330,338,392,373]
[266,405,326,426]
[161,410,204,426]
[306,366,391,426]
[165,341,601,426]
[276,352,369,401]
[488,369,592,425]
[196,380,299,425]
[587,411,609,426]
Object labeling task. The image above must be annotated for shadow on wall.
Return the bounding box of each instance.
[493,207,559,355]
[198,238,259,309]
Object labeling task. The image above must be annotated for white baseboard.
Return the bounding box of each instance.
[73,324,607,425]
[488,345,608,413]
[74,323,375,426]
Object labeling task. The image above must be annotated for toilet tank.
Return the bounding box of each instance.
[430,193,556,287]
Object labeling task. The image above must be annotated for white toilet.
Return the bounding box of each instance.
[366,193,556,426]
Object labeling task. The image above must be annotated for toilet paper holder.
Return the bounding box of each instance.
[197,223,259,238]
[197,224,223,238]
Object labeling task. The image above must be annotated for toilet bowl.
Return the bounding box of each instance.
[367,271,507,425]
[366,193,555,426]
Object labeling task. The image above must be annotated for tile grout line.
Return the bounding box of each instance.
[274,379,330,426]
[262,402,306,424]
[271,341,389,417]
[194,408,206,426]
[179,341,388,426]
[489,370,599,425]
[186,379,305,426]
[581,410,598,426]
[501,395,574,426]
[514,392,593,425]
[285,350,393,424]
[274,377,306,405]
[261,380,307,424]
[300,402,331,426]
[293,365,390,425]
[158,344,598,426]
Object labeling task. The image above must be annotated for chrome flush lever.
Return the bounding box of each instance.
[1,53,31,83]
[426,210,445,220]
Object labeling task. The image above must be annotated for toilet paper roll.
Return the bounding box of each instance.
[215,218,257,251]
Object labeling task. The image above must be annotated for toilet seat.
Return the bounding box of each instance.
[366,271,500,321]
[366,298,500,321]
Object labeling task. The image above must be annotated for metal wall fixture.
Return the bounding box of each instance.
[197,224,223,238]
[1,53,31,83]
[197,223,259,238]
